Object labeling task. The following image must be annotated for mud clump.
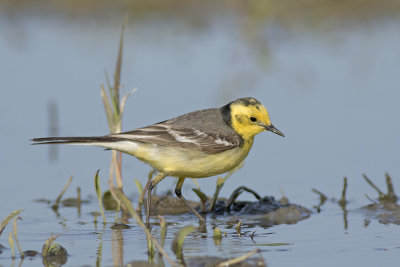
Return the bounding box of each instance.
[151,186,311,226]
[361,173,400,225]
[362,202,400,225]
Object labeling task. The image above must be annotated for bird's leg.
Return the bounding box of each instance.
[175,177,205,221]
[146,171,170,226]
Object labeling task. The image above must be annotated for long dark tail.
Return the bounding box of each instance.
[31,136,123,145]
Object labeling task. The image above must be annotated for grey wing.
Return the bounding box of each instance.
[110,123,241,154]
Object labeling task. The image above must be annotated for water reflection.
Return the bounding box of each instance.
[338,177,349,231]
[47,101,59,162]
[95,224,106,267]
[111,228,124,267]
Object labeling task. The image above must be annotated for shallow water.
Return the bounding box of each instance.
[1,196,400,266]
[1,2,400,266]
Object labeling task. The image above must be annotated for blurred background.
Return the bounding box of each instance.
[1,0,399,213]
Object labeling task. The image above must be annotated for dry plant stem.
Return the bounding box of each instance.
[159,216,167,248]
[109,23,125,190]
[108,180,129,216]
[339,177,348,207]
[235,221,242,237]
[385,173,395,195]
[191,188,207,212]
[113,151,123,189]
[250,231,256,240]
[115,191,177,266]
[134,179,144,213]
[210,178,225,212]
[101,20,136,204]
[113,21,125,107]
[101,84,115,131]
[339,177,349,230]
[42,234,60,257]
[108,157,115,191]
[147,231,155,263]
[115,201,122,223]
[312,188,328,207]
[385,173,397,202]
[363,174,384,197]
[101,21,130,193]
[312,188,327,200]
[365,194,378,204]
[77,187,82,215]
[225,186,261,210]
[216,249,260,267]
[118,151,122,179]
[77,187,81,205]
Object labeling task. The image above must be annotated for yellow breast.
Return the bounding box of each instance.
[131,138,254,178]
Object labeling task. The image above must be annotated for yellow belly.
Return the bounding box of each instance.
[130,139,253,178]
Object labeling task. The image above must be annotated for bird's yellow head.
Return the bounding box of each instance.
[228,97,284,140]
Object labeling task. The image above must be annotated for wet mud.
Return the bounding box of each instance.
[151,186,311,227]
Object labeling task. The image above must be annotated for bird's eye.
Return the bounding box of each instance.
[249,116,257,122]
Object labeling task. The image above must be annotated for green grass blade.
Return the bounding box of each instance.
[171,225,195,261]
[235,221,242,237]
[114,201,121,223]
[94,170,107,224]
[213,227,222,246]
[100,85,116,132]
[41,234,59,257]
[52,175,73,210]
[0,209,23,237]
[147,231,154,262]
[112,21,126,114]
[134,178,144,197]
[9,233,15,258]
[13,217,23,257]
[104,70,112,91]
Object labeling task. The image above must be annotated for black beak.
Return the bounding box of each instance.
[265,124,285,137]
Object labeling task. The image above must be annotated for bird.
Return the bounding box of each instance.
[32,97,284,225]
